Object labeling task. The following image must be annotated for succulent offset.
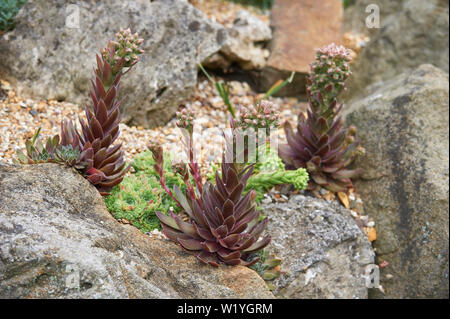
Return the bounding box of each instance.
[279,43,362,193]
[15,127,93,171]
[249,250,284,290]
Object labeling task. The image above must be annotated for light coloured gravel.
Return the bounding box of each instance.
[0,77,306,169]
[189,0,270,28]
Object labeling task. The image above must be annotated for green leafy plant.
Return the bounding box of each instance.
[247,168,308,200]
[226,0,273,10]
[253,145,284,173]
[343,0,356,9]
[105,150,190,233]
[261,72,296,100]
[279,43,363,193]
[199,63,236,117]
[0,0,27,34]
[132,150,188,188]
[105,173,181,233]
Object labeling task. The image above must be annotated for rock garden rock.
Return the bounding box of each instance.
[0,163,273,299]
[0,0,226,129]
[344,0,449,101]
[342,0,403,36]
[252,0,343,96]
[204,10,271,71]
[263,195,375,299]
[343,64,449,298]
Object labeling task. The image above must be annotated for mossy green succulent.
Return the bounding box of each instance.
[105,151,188,233]
[254,144,285,173]
[105,173,177,232]
[247,168,309,202]
[226,0,273,10]
[0,0,27,34]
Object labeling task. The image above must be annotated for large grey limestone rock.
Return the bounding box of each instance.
[0,163,273,299]
[0,0,226,128]
[343,64,449,298]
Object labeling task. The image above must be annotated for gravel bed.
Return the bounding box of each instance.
[0,77,306,168]
[189,0,270,28]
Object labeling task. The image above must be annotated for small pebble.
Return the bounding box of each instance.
[312,215,324,223]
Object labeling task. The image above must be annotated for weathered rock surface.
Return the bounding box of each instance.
[344,0,449,101]
[344,64,449,298]
[343,0,403,36]
[263,195,375,299]
[0,163,273,299]
[252,0,343,96]
[0,0,226,128]
[204,10,271,71]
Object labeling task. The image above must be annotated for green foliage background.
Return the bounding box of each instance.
[0,0,27,32]
[226,0,273,10]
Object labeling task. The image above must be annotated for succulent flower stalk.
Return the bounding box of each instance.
[307,43,352,114]
[59,28,144,195]
[236,101,280,135]
[175,108,203,194]
[279,43,362,193]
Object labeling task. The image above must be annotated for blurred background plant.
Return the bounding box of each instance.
[279,43,363,193]
[0,0,27,35]
[342,0,356,9]
[226,0,273,10]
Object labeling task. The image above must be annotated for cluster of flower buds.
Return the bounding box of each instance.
[175,108,196,134]
[101,28,145,71]
[307,43,352,107]
[237,101,280,133]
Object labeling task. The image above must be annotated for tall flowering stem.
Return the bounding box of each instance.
[279,43,362,193]
[307,43,351,116]
[149,143,182,208]
[176,108,203,195]
[60,28,144,195]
